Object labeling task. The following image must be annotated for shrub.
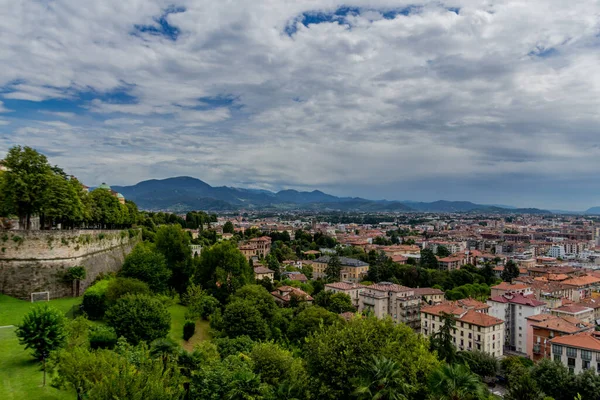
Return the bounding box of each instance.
[89,326,117,349]
[183,320,195,341]
[120,242,171,293]
[105,294,171,345]
[82,279,111,320]
[187,295,220,321]
[105,277,150,306]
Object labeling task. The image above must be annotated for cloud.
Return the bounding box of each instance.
[40,111,77,119]
[0,1,600,209]
[0,101,11,113]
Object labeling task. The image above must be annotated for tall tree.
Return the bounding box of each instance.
[1,146,53,229]
[120,242,172,293]
[429,312,457,363]
[501,260,520,283]
[436,246,451,258]
[420,248,439,270]
[223,221,234,234]
[325,255,342,282]
[353,356,412,400]
[155,224,192,294]
[16,304,67,385]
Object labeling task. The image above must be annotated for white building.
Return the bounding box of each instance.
[548,245,565,259]
[488,292,546,354]
[550,332,600,374]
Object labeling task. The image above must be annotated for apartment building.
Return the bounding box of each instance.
[313,256,369,282]
[526,313,593,362]
[421,301,504,357]
[490,282,533,298]
[488,292,546,354]
[358,282,421,329]
[324,281,366,308]
[551,304,595,324]
[413,287,445,305]
[551,332,600,374]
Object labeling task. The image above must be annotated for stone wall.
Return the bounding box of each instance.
[0,230,140,300]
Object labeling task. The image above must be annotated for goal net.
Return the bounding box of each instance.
[31,291,50,303]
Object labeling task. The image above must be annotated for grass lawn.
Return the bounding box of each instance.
[0,295,79,400]
[168,304,211,351]
[0,295,210,399]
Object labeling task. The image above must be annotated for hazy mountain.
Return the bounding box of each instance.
[585,207,600,215]
[111,176,551,213]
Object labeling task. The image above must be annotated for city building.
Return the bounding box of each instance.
[358,282,421,329]
[254,266,274,281]
[271,286,313,306]
[551,304,595,324]
[325,281,366,308]
[413,287,445,305]
[421,301,505,357]
[488,292,546,354]
[313,256,369,282]
[526,313,593,362]
[550,332,600,374]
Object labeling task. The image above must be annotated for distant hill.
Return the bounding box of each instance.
[111,176,551,213]
[585,207,600,215]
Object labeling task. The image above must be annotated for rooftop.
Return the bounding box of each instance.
[489,292,546,307]
[550,332,600,352]
[314,256,369,267]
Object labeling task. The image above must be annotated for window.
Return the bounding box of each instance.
[597,363,600,373]
[554,355,562,363]
[477,335,481,341]
[568,358,576,367]
[583,360,591,370]
[553,345,563,355]
[461,331,464,337]
[567,347,578,358]
[468,333,472,339]
[582,350,592,361]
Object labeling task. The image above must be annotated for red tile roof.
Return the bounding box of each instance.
[550,332,600,351]
[489,293,546,307]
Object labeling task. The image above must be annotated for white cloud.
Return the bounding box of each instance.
[40,111,76,119]
[0,0,600,208]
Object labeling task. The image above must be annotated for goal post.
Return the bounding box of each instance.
[31,291,50,303]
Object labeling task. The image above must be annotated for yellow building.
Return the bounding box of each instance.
[313,256,369,283]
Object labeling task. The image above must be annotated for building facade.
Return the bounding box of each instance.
[313,256,369,283]
[358,282,421,329]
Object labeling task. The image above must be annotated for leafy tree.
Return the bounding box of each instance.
[218,299,269,341]
[195,241,254,302]
[249,342,298,387]
[231,284,278,321]
[456,351,498,380]
[183,320,196,341]
[89,325,118,350]
[155,224,192,294]
[0,146,52,229]
[304,316,439,399]
[223,221,235,234]
[16,305,67,385]
[427,364,486,400]
[573,368,600,400]
[501,260,520,282]
[120,242,171,293]
[66,266,86,297]
[325,255,342,282]
[353,356,412,400]
[213,336,256,358]
[429,312,457,363]
[82,279,111,320]
[287,306,341,342]
[436,246,451,258]
[150,337,180,370]
[530,359,576,400]
[105,277,150,306]
[105,294,171,345]
[314,290,355,313]
[420,248,439,270]
[505,364,545,400]
[89,188,123,228]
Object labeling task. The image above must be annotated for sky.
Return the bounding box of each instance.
[1,1,600,210]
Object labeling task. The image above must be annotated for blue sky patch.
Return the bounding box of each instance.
[528,46,558,58]
[133,5,186,41]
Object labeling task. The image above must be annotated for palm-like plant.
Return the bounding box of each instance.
[428,364,486,400]
[149,338,179,370]
[353,356,412,400]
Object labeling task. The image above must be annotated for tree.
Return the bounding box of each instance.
[231,285,278,321]
[16,305,67,385]
[218,300,269,341]
[420,248,439,270]
[501,260,520,283]
[314,290,355,313]
[427,364,486,400]
[505,364,545,400]
[120,242,171,293]
[287,306,341,342]
[66,266,86,297]
[456,351,498,380]
[304,316,439,399]
[195,241,254,302]
[89,188,123,228]
[325,255,342,282]
[155,224,192,294]
[429,312,457,363]
[223,221,235,234]
[105,294,171,345]
[249,342,298,387]
[0,146,52,229]
[353,356,412,400]
[436,246,451,258]
[105,277,151,306]
[530,359,576,400]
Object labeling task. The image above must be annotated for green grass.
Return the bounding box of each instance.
[0,295,210,399]
[168,304,210,351]
[0,295,79,400]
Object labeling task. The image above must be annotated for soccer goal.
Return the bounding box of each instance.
[31,291,50,303]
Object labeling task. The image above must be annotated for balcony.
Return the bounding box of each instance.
[533,344,541,354]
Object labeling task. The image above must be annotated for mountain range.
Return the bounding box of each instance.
[111,176,554,214]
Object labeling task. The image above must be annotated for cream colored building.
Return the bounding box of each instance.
[421,301,505,357]
[325,281,366,307]
[313,256,369,283]
[359,282,421,330]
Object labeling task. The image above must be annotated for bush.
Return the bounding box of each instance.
[89,326,117,349]
[82,279,111,320]
[187,295,220,321]
[120,242,171,293]
[183,320,196,341]
[105,294,171,345]
[105,277,150,306]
